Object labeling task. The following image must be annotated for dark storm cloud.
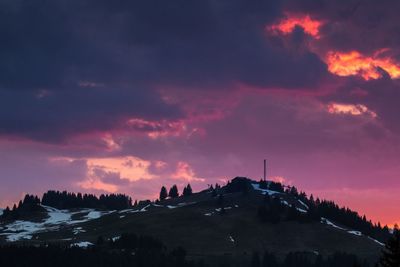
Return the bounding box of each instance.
[0,0,333,141]
[274,0,400,138]
[283,0,400,54]
[0,86,181,142]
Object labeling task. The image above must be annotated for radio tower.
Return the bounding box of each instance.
[263,159,266,181]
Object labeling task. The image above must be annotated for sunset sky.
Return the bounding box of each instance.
[1,0,400,226]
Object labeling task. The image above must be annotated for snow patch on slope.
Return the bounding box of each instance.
[251,183,282,195]
[321,217,385,246]
[166,202,197,209]
[296,208,308,213]
[368,236,385,246]
[321,217,347,231]
[73,227,86,235]
[0,206,113,242]
[86,211,102,220]
[111,236,120,242]
[44,206,72,224]
[280,199,308,213]
[298,200,309,210]
[72,241,93,248]
[118,204,151,213]
[348,230,362,236]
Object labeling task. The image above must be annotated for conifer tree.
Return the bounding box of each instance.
[168,185,179,198]
[159,186,168,200]
[379,227,400,267]
[2,206,10,217]
[183,184,193,197]
[211,188,217,197]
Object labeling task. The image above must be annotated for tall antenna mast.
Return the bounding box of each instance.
[263,159,266,181]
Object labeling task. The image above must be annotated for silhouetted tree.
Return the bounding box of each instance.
[168,185,179,198]
[183,184,193,197]
[2,206,11,218]
[379,227,400,267]
[226,177,251,193]
[268,181,284,192]
[259,179,269,190]
[159,186,168,201]
[211,188,218,197]
[288,186,299,196]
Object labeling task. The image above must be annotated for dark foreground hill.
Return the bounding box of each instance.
[0,177,394,266]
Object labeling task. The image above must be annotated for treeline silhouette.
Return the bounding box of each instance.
[0,233,201,267]
[1,194,45,220]
[159,184,193,201]
[41,190,132,210]
[0,232,376,267]
[1,183,197,220]
[379,227,400,267]
[222,177,391,243]
[1,230,398,266]
[256,178,392,242]
[0,177,392,243]
[1,191,133,220]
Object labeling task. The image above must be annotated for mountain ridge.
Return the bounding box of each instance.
[0,177,392,265]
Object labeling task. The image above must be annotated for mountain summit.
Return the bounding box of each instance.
[0,177,392,265]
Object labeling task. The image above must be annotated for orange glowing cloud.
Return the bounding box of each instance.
[326,50,400,80]
[85,156,156,182]
[78,178,118,193]
[327,103,377,118]
[268,14,323,38]
[51,156,158,193]
[172,161,205,182]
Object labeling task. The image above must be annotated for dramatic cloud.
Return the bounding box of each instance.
[1,0,400,226]
[325,50,400,80]
[267,13,323,38]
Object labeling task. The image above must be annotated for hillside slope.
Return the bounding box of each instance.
[0,177,388,264]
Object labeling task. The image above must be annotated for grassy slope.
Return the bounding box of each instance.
[19,189,382,264]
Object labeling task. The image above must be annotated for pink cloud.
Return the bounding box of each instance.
[172,161,205,182]
[326,103,377,118]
